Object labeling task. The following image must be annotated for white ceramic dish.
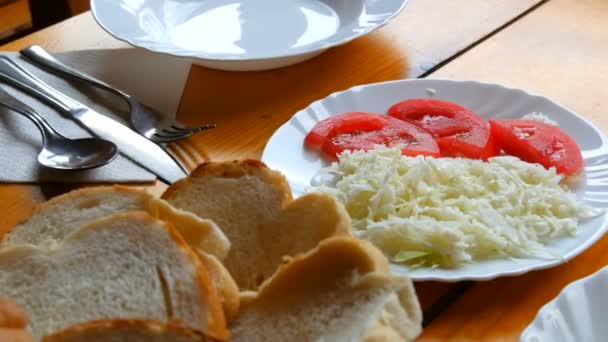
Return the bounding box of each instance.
[261,79,608,281]
[90,0,408,71]
[520,266,608,342]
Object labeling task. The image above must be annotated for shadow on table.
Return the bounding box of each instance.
[176,32,409,160]
[178,31,409,123]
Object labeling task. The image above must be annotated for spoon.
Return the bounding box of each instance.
[0,86,118,170]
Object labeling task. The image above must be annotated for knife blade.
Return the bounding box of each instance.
[0,56,187,184]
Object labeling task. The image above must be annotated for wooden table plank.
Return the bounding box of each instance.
[0,0,544,316]
[2,12,126,51]
[418,0,608,339]
[0,0,31,41]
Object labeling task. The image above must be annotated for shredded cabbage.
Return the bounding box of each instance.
[310,145,600,268]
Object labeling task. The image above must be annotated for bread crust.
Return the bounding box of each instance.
[196,251,240,323]
[153,213,229,340]
[0,297,28,329]
[162,160,292,206]
[41,319,210,342]
[0,297,32,342]
[11,186,142,226]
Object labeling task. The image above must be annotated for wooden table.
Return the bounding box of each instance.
[2,0,606,340]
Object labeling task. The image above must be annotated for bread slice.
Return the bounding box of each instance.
[42,320,210,342]
[196,251,240,322]
[2,186,230,260]
[0,212,228,341]
[163,160,352,290]
[229,237,423,342]
[0,297,33,342]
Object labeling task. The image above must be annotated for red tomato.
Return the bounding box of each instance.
[304,112,386,150]
[304,112,440,161]
[388,99,498,159]
[489,119,583,175]
[436,124,499,160]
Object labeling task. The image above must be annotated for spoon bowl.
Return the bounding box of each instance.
[0,86,118,170]
[40,137,117,170]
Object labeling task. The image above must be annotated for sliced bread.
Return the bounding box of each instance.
[0,211,228,341]
[2,186,230,260]
[229,236,423,342]
[42,320,209,342]
[163,160,352,290]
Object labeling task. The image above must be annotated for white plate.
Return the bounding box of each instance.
[521,266,608,342]
[90,0,408,71]
[261,79,608,281]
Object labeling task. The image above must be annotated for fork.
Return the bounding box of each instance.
[20,45,216,144]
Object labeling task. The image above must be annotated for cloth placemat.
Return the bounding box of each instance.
[0,49,191,183]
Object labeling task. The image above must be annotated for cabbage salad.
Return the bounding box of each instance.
[310,145,600,268]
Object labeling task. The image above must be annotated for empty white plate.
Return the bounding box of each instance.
[91,0,408,71]
[521,266,608,342]
[261,79,608,281]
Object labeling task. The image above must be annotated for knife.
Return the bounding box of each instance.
[0,56,187,184]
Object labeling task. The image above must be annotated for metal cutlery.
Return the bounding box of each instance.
[0,56,187,184]
[20,45,216,144]
[0,85,117,170]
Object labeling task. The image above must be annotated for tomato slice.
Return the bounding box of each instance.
[304,112,439,161]
[489,119,583,175]
[436,124,499,160]
[304,112,386,150]
[388,99,497,159]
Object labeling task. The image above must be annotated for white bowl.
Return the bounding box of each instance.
[521,266,608,342]
[90,0,408,71]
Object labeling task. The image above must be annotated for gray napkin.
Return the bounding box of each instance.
[0,50,190,183]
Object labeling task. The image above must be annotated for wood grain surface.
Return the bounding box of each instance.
[418,0,608,339]
[0,0,572,329]
[0,0,30,40]
[2,12,126,51]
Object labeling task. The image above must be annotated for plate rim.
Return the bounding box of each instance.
[519,265,608,341]
[261,78,608,282]
[90,0,409,62]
